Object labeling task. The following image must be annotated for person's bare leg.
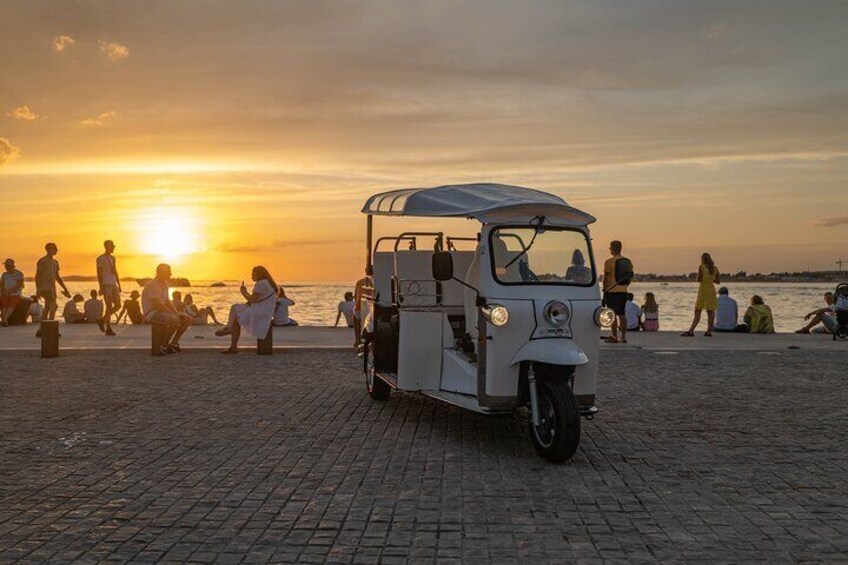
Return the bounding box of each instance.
[687,309,702,333]
[172,316,191,346]
[619,315,627,343]
[797,314,822,333]
[227,320,241,351]
[205,307,221,324]
[706,310,715,335]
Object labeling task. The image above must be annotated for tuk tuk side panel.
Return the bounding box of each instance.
[397,310,443,391]
[565,299,600,398]
[484,299,534,400]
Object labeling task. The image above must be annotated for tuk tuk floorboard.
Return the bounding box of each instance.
[0,349,846,563]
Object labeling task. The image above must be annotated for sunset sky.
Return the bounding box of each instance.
[1,0,846,281]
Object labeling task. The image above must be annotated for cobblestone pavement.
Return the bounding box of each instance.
[1,349,846,563]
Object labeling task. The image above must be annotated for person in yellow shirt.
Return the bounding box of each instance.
[602,240,634,344]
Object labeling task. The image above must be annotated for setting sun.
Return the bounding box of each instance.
[137,207,203,259]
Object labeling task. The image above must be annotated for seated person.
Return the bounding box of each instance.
[565,249,592,284]
[641,292,659,331]
[84,289,103,323]
[7,296,34,326]
[29,296,43,323]
[273,286,298,327]
[335,291,355,328]
[63,294,87,324]
[171,291,186,314]
[714,287,741,332]
[624,293,642,331]
[796,292,838,334]
[183,293,221,325]
[742,295,775,334]
[117,290,145,324]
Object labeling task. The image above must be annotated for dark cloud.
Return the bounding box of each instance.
[815,216,848,228]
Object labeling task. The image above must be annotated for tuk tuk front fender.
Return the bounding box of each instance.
[510,339,588,367]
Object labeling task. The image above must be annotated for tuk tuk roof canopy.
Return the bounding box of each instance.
[362,183,596,226]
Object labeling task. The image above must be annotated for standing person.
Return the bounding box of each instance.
[216,266,278,354]
[353,266,374,351]
[641,292,660,332]
[273,286,298,327]
[35,242,72,335]
[96,240,121,335]
[681,253,721,337]
[602,240,633,344]
[335,291,356,328]
[624,293,642,332]
[84,290,103,323]
[714,287,740,332]
[141,264,192,354]
[1,258,25,326]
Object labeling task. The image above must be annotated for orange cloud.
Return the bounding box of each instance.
[52,35,75,52]
[81,111,118,126]
[98,40,130,61]
[0,138,21,165]
[7,105,39,121]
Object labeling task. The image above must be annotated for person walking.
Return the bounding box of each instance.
[1,258,25,326]
[681,253,721,337]
[35,242,71,336]
[602,240,634,344]
[96,240,121,335]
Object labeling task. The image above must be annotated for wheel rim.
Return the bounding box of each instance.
[533,394,557,448]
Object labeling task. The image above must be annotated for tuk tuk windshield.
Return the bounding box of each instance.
[489,227,595,286]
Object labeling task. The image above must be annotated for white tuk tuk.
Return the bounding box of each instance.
[360,183,614,462]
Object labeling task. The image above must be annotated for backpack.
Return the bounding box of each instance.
[614,257,634,286]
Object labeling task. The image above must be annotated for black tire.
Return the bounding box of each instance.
[529,377,581,463]
[364,342,390,400]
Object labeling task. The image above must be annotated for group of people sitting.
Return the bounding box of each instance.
[622,288,779,334]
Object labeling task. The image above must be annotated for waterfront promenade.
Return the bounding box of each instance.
[1,343,846,563]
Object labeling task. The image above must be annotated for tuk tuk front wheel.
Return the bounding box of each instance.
[365,342,391,400]
[529,377,581,463]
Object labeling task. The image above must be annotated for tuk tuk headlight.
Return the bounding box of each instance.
[543,300,570,327]
[482,304,509,327]
[595,307,615,328]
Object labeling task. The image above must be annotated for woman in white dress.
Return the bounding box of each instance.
[216,266,278,354]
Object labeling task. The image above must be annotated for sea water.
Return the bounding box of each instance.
[60,281,839,333]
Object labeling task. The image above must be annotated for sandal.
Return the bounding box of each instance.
[604,336,620,343]
[704,332,712,337]
[680,331,694,337]
[220,348,237,355]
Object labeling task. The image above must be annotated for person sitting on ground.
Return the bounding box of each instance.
[743,295,775,334]
[84,289,103,323]
[641,292,659,331]
[216,266,280,353]
[63,294,87,324]
[29,296,43,323]
[335,291,355,328]
[1,258,25,326]
[625,292,641,332]
[714,287,740,332]
[183,293,221,325]
[7,296,33,326]
[565,249,592,284]
[141,264,192,354]
[171,291,186,314]
[273,286,298,327]
[117,290,145,324]
[795,292,838,334]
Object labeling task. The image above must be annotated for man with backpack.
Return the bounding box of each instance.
[603,240,634,344]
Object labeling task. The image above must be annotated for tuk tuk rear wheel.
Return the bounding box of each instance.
[529,377,581,463]
[365,343,390,400]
